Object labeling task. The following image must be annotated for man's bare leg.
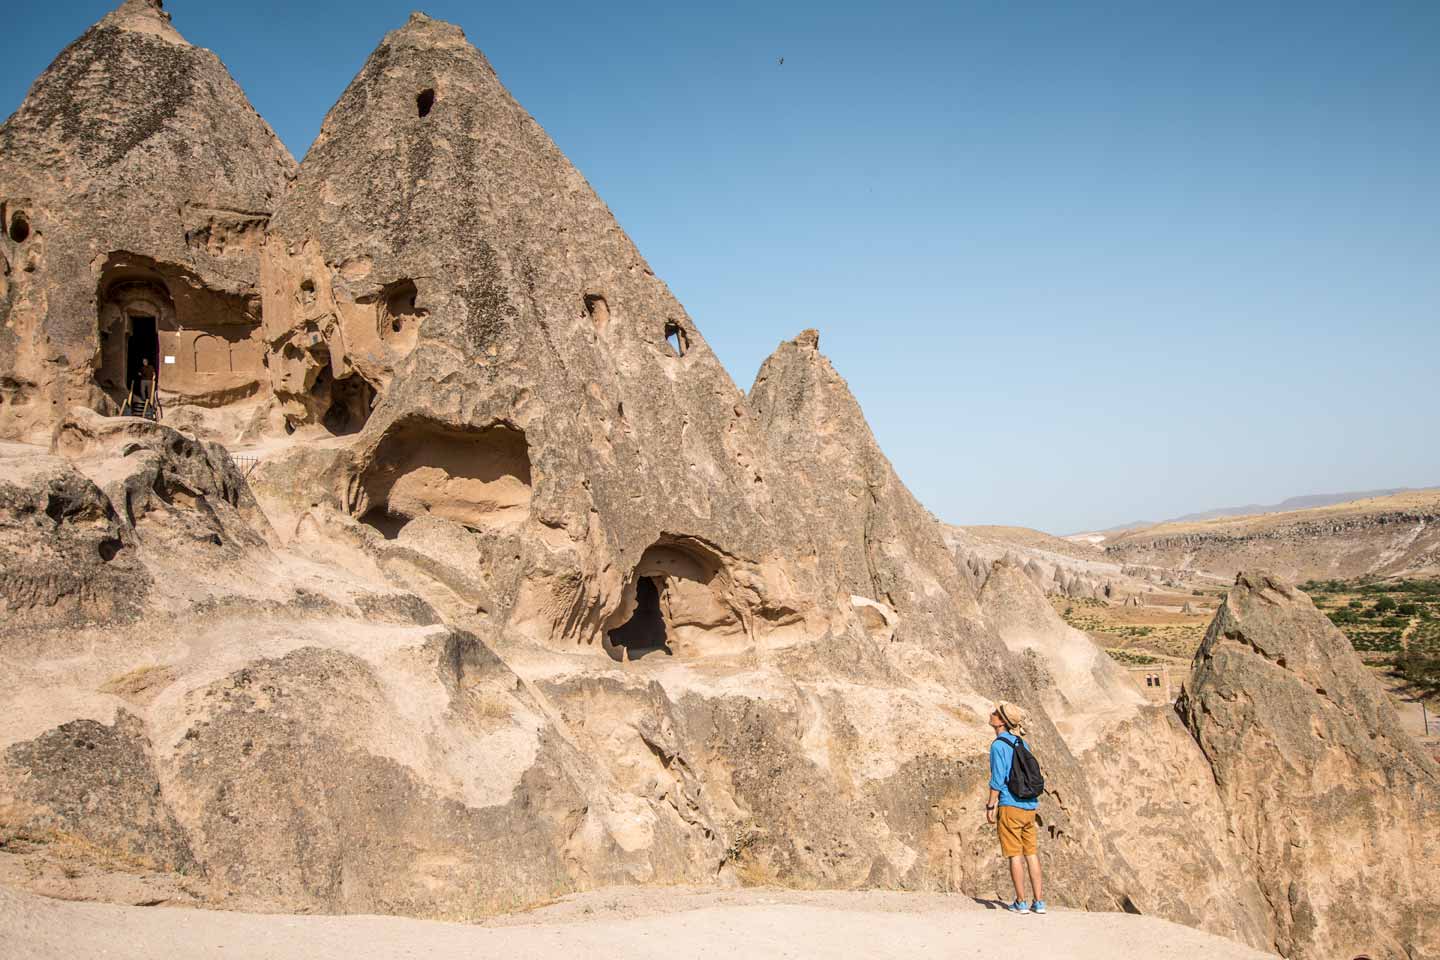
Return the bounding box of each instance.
[1008,856,1027,902]
[1024,853,1043,902]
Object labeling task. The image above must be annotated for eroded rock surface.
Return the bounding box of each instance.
[1,4,1432,958]
[1180,572,1440,959]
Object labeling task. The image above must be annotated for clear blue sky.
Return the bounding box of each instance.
[6,1,1438,533]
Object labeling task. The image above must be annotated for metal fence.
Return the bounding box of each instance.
[230,454,260,478]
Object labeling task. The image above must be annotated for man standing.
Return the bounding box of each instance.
[986,701,1045,915]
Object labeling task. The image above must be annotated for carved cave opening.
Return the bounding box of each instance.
[584,293,609,335]
[608,576,671,659]
[417,88,435,117]
[604,538,747,663]
[9,211,29,244]
[375,278,426,352]
[353,418,533,538]
[321,371,376,437]
[124,314,159,402]
[97,273,174,406]
[663,320,688,358]
[96,253,267,410]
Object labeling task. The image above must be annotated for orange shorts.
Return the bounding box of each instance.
[997,805,1038,857]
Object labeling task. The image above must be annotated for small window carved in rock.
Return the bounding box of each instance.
[584,294,609,335]
[417,88,435,117]
[378,279,425,342]
[389,281,417,330]
[299,278,316,307]
[9,211,29,244]
[663,320,688,358]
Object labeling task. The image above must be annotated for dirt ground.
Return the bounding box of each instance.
[3,883,1278,960]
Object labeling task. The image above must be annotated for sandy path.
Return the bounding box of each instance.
[3,885,1276,960]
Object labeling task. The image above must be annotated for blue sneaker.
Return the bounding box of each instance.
[1030,900,1047,915]
[1007,899,1031,914]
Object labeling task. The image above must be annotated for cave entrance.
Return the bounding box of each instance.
[125,315,159,410]
[95,263,177,409]
[607,576,672,660]
[601,537,751,663]
[321,373,375,437]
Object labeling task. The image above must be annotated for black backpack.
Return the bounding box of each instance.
[1004,735,1045,801]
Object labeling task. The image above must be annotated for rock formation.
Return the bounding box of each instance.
[1,3,1134,920]
[1179,572,1440,960]
[0,0,295,443]
[944,525,1193,607]
[978,558,1142,749]
[0,4,1434,958]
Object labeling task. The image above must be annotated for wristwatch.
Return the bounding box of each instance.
[986,802,997,811]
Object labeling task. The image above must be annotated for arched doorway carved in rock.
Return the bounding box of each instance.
[97,277,175,408]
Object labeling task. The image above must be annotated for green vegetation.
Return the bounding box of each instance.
[1300,578,1440,692]
[1051,596,1207,661]
[1061,612,1156,640]
[1106,649,1160,666]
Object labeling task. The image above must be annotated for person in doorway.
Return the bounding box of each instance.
[986,700,1045,915]
[135,356,159,420]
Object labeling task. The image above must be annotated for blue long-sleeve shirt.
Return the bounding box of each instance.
[989,732,1039,810]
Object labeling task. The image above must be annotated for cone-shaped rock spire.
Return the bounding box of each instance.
[260,12,828,657]
[1,0,290,196]
[0,10,1361,946]
[0,0,295,440]
[1180,572,1440,959]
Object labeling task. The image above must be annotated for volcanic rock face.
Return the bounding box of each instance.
[257,11,824,661]
[1180,572,1440,960]
[978,557,1143,751]
[1,5,1432,957]
[1,4,1136,920]
[0,0,294,442]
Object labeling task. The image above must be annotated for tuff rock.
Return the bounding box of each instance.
[1179,572,1440,960]
[0,4,1434,958]
[0,0,295,443]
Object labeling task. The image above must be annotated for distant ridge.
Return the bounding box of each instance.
[1167,487,1437,523]
[1068,486,1440,540]
[1096,487,1440,581]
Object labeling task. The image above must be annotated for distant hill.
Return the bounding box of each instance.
[1067,486,1439,543]
[1167,488,1433,524]
[1099,489,1440,581]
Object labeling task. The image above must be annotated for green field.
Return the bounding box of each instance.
[1300,579,1440,693]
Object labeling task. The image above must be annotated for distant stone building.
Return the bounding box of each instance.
[1128,663,1176,703]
